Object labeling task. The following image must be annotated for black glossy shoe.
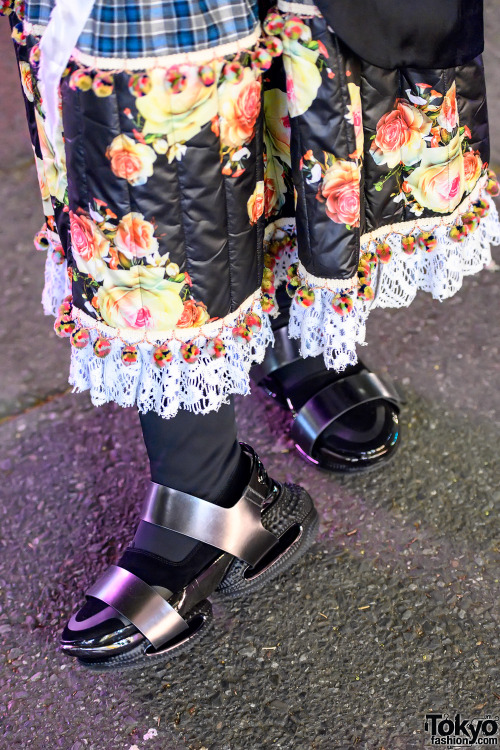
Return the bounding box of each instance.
[60,444,318,670]
[252,325,402,474]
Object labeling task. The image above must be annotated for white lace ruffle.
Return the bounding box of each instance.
[288,286,364,370]
[38,219,274,417]
[264,221,363,370]
[40,229,72,316]
[68,292,274,418]
[369,202,499,309]
[268,184,500,371]
[264,218,297,317]
[39,184,499,415]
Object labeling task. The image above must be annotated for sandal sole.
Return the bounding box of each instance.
[295,432,400,476]
[215,502,319,599]
[259,375,401,475]
[76,600,213,672]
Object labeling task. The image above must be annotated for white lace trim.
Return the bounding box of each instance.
[37,226,72,316]
[42,254,71,316]
[268,185,500,371]
[67,291,273,418]
[277,1,323,18]
[69,26,262,71]
[366,207,498,309]
[263,219,298,316]
[39,186,499,414]
[289,287,366,370]
[23,22,46,37]
[72,288,263,343]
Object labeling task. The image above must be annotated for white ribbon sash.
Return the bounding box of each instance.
[39,0,97,143]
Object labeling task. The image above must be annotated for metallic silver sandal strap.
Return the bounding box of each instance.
[142,458,279,567]
[86,565,189,649]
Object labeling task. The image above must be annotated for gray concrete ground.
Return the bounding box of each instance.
[0,7,499,750]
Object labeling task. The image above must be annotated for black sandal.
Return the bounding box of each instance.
[60,444,318,670]
[253,326,402,474]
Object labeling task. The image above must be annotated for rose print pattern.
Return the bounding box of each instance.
[406,132,465,214]
[370,100,432,169]
[176,299,210,328]
[300,152,360,229]
[437,81,458,132]
[19,60,34,101]
[463,150,482,193]
[114,56,262,178]
[113,213,160,261]
[4,2,498,422]
[35,109,67,205]
[34,153,53,217]
[97,266,185,330]
[218,67,261,150]
[263,87,291,220]
[56,49,270,333]
[106,134,157,186]
[321,160,361,227]
[263,88,291,168]
[371,82,485,215]
[135,65,219,155]
[69,199,209,329]
[248,181,265,224]
[281,23,323,118]
[345,83,363,160]
[70,211,110,282]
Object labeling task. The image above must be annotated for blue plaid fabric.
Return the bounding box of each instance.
[25,0,260,57]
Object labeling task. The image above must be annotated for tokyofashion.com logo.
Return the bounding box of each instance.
[424,714,499,745]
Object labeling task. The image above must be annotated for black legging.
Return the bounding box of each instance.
[139,398,245,508]
[138,398,249,560]
[139,291,295,507]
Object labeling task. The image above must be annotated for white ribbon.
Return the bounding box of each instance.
[39,0,97,144]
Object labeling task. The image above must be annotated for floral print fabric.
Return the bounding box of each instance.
[260,7,490,286]
[370,82,482,216]
[3,1,499,417]
[35,42,269,336]
[257,5,498,376]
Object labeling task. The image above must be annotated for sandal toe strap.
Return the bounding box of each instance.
[290,371,400,458]
[86,565,188,649]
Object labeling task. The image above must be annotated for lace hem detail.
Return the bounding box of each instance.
[39,183,499,414]
[36,225,72,316]
[265,183,500,371]
[65,290,273,418]
[276,1,323,18]
[367,206,498,309]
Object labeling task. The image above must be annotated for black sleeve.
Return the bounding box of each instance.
[311,0,484,69]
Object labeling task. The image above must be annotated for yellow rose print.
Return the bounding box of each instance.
[406,132,465,213]
[137,65,220,145]
[97,266,185,330]
[282,37,322,118]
